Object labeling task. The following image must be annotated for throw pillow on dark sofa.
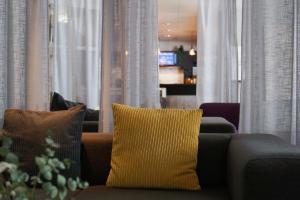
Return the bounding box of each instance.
[50,92,99,121]
[50,92,83,111]
[2,105,85,178]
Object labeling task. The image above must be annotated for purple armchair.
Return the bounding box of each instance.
[199,103,240,130]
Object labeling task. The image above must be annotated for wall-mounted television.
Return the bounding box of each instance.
[159,51,177,66]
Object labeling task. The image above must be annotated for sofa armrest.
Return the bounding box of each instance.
[228,134,300,200]
[82,121,99,132]
[81,133,112,185]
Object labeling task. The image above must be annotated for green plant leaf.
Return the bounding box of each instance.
[42,182,53,193]
[1,137,13,148]
[10,169,20,182]
[58,187,67,200]
[19,172,29,182]
[67,178,77,191]
[5,152,19,164]
[0,147,9,156]
[57,174,66,187]
[82,182,89,189]
[35,156,47,167]
[43,171,52,181]
[31,176,42,184]
[41,165,52,180]
[43,182,58,199]
[45,136,59,148]
[46,147,55,157]
[58,162,65,170]
[41,165,51,173]
[63,159,72,169]
[50,186,58,199]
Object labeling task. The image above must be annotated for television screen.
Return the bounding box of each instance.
[159,52,177,66]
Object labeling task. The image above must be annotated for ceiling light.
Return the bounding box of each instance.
[189,31,196,56]
[189,48,196,56]
[167,34,172,38]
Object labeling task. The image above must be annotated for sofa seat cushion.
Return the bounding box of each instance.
[74,186,229,200]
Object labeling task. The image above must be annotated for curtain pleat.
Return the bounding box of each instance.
[100,0,160,132]
[0,0,49,127]
[52,0,102,109]
[196,0,239,104]
[240,0,300,145]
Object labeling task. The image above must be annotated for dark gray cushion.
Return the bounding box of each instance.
[82,117,237,133]
[200,117,236,134]
[198,133,232,187]
[50,92,99,121]
[74,186,229,200]
[228,134,300,200]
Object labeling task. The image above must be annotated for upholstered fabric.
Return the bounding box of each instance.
[200,117,236,134]
[106,104,202,190]
[74,186,229,200]
[81,133,113,186]
[50,92,99,133]
[228,134,300,200]
[50,92,99,121]
[80,132,300,199]
[197,134,231,187]
[200,103,240,130]
[2,105,85,178]
[81,133,231,188]
[80,117,236,133]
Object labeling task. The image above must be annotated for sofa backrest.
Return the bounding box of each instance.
[80,133,232,188]
[200,103,240,130]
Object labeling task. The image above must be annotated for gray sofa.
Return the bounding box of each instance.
[74,132,300,200]
[83,117,237,133]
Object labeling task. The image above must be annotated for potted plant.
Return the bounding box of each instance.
[0,134,88,200]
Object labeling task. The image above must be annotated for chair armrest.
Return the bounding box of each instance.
[228,134,300,200]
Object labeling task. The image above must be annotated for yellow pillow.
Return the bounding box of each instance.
[106,104,202,190]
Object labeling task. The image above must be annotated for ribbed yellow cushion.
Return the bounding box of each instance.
[106,104,202,190]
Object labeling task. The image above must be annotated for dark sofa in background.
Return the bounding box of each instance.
[81,117,237,134]
[200,103,240,130]
[73,133,300,200]
[50,92,237,133]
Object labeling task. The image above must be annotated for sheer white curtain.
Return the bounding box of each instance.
[240,0,300,145]
[196,0,238,104]
[100,0,160,132]
[52,0,102,109]
[0,0,49,127]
